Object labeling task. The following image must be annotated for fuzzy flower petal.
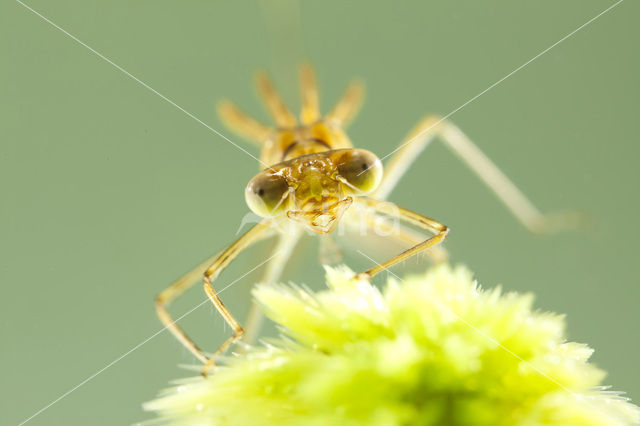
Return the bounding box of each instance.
[144,264,639,425]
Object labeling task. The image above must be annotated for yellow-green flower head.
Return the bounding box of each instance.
[145,264,639,425]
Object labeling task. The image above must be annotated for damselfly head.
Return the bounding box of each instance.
[245,149,382,234]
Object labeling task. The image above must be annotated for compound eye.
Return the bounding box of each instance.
[245,172,290,217]
[336,149,383,194]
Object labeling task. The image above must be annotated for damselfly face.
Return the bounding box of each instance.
[245,148,382,234]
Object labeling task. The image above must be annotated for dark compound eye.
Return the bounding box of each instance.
[245,172,289,217]
[335,149,383,194]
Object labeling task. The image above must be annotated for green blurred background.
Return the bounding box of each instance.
[2,0,638,424]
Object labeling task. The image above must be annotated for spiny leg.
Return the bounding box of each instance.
[217,100,271,146]
[255,71,297,127]
[342,205,449,264]
[373,116,442,201]
[155,252,223,363]
[326,80,365,128]
[374,115,583,234]
[155,222,274,369]
[299,63,320,125]
[201,220,273,376]
[242,226,303,345]
[354,197,449,280]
